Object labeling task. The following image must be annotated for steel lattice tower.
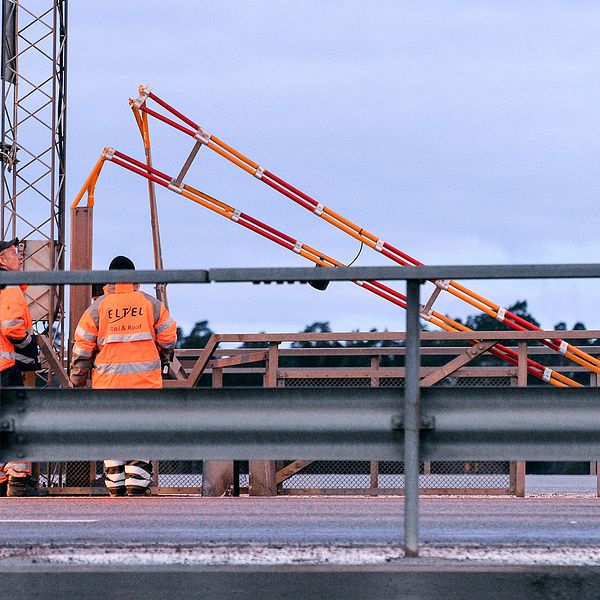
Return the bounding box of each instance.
[1,0,67,368]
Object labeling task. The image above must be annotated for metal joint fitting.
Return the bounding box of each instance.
[132,86,151,109]
[194,127,212,144]
[168,180,183,194]
[0,419,14,431]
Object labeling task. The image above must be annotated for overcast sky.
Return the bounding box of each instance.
[68,2,600,335]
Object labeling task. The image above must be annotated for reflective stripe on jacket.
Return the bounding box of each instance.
[0,283,32,373]
[70,283,177,389]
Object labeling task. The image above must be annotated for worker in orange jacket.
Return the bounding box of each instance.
[70,255,177,496]
[0,237,46,497]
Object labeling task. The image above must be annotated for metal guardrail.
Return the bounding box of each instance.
[1,263,599,557]
[1,263,600,285]
[1,387,598,462]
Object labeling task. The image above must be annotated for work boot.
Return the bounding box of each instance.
[7,476,48,497]
[108,486,126,497]
[0,481,7,497]
[126,485,152,497]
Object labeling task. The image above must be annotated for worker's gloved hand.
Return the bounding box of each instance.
[69,374,87,388]
[161,350,174,378]
[13,333,41,371]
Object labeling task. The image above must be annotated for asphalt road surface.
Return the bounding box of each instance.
[1,493,599,599]
[0,476,600,600]
[0,495,598,561]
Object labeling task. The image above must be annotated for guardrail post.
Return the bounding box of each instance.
[404,279,422,557]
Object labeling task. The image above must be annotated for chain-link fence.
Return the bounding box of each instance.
[279,374,513,494]
[36,338,522,495]
[279,461,510,492]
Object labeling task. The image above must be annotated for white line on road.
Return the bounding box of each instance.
[0,519,98,523]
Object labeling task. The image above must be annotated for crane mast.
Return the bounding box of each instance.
[1,0,68,375]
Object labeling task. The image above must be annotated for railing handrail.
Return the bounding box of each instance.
[191,330,600,344]
[2,263,600,286]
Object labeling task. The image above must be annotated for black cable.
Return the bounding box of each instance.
[346,240,364,267]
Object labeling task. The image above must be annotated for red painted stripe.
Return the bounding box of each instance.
[140,105,197,138]
[261,176,317,211]
[148,92,200,130]
[382,241,423,267]
[380,247,413,267]
[110,157,170,189]
[241,213,297,245]
[237,219,295,251]
[112,150,171,182]
[263,170,319,208]
[367,280,408,302]
[361,281,407,309]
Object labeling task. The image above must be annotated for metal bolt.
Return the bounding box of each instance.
[17,452,25,458]
[16,435,25,443]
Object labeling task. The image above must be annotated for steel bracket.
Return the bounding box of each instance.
[0,418,14,432]
[391,414,435,431]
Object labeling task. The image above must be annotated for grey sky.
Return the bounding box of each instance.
[69,2,600,334]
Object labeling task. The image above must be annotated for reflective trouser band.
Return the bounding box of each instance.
[93,359,161,375]
[125,461,152,488]
[0,351,16,360]
[104,461,125,489]
[104,461,151,489]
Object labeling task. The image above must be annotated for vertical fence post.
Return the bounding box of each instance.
[249,342,279,496]
[404,279,421,557]
[515,341,528,497]
[201,366,233,496]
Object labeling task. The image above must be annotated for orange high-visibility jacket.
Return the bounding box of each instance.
[70,283,177,389]
[0,283,34,373]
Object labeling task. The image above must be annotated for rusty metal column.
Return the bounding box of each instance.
[68,206,93,357]
[66,205,94,487]
[404,279,421,557]
[249,342,279,496]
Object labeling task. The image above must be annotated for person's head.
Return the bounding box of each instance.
[0,238,22,272]
[109,255,135,271]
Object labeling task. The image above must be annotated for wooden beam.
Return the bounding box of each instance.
[209,351,267,369]
[38,334,70,388]
[419,341,499,387]
[185,335,221,387]
[276,460,313,485]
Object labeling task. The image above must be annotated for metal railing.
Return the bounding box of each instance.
[1,263,599,557]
